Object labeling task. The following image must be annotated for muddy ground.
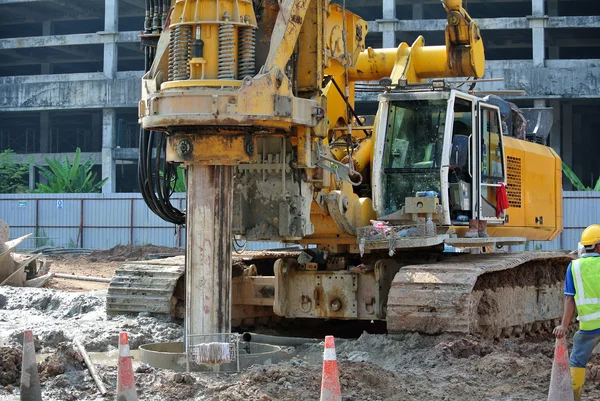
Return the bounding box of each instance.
[1,246,600,401]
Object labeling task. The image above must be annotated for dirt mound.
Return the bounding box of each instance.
[3,287,103,318]
[435,338,494,359]
[0,346,22,386]
[211,360,407,401]
[88,244,184,262]
[39,343,86,379]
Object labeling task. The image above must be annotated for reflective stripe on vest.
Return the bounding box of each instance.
[572,257,600,328]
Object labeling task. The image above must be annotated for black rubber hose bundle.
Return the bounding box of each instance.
[138,1,186,226]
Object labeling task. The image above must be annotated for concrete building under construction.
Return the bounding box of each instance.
[0,0,599,192]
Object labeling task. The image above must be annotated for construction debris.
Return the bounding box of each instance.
[0,219,47,288]
[74,338,107,396]
[53,273,111,283]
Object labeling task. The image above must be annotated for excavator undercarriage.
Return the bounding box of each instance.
[107,248,573,339]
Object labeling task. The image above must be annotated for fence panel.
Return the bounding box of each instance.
[2,191,598,252]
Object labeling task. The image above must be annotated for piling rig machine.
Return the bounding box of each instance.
[107,0,571,340]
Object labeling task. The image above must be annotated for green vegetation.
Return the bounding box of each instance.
[174,166,186,192]
[34,228,54,248]
[161,166,186,192]
[0,150,31,193]
[563,162,600,191]
[35,148,108,193]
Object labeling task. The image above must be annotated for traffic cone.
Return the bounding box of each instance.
[117,332,138,401]
[20,329,42,401]
[320,335,341,401]
[547,336,575,401]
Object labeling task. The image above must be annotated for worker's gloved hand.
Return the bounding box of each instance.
[553,325,568,338]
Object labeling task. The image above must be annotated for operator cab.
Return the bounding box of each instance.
[372,88,507,229]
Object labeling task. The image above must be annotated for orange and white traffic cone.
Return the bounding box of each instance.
[117,332,138,401]
[320,335,341,401]
[20,329,42,401]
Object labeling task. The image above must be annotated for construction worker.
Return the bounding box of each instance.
[553,224,600,401]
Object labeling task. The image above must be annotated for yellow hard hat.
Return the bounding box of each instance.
[581,224,600,247]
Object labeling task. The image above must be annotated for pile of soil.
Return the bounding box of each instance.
[88,244,184,262]
[215,360,409,401]
[39,343,86,379]
[0,287,183,354]
[0,346,22,387]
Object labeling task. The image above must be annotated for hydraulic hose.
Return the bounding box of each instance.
[138,0,186,226]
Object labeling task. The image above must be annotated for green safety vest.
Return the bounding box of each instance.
[572,257,600,331]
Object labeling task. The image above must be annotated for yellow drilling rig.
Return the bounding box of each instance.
[107,0,570,341]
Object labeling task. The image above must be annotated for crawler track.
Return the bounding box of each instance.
[386,252,574,339]
[106,251,298,321]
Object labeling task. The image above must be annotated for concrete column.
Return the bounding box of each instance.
[532,0,544,16]
[29,165,35,191]
[412,1,424,19]
[547,0,559,16]
[562,102,573,189]
[185,165,233,346]
[102,108,116,193]
[548,99,561,155]
[91,112,103,151]
[382,0,396,23]
[545,0,560,60]
[39,111,50,153]
[103,0,119,78]
[41,21,53,74]
[381,0,397,49]
[529,0,547,67]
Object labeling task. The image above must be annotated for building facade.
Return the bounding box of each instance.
[1,0,599,192]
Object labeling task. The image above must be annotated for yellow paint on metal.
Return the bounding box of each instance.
[166,133,256,165]
[344,137,373,174]
[322,74,355,149]
[385,36,484,84]
[296,0,325,94]
[145,0,493,246]
[442,0,485,78]
[324,4,368,70]
[412,45,457,79]
[324,47,396,82]
[474,136,560,241]
[445,0,464,9]
[168,0,257,82]
[263,0,312,72]
[453,136,562,241]
[189,57,207,80]
[350,47,396,81]
[160,79,243,89]
[297,127,312,167]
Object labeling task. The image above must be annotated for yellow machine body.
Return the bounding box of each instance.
[139,0,561,249]
[132,0,569,335]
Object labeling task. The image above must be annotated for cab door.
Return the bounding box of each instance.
[475,102,506,223]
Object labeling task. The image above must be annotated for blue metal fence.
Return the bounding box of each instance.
[1,191,598,251]
[0,193,284,251]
